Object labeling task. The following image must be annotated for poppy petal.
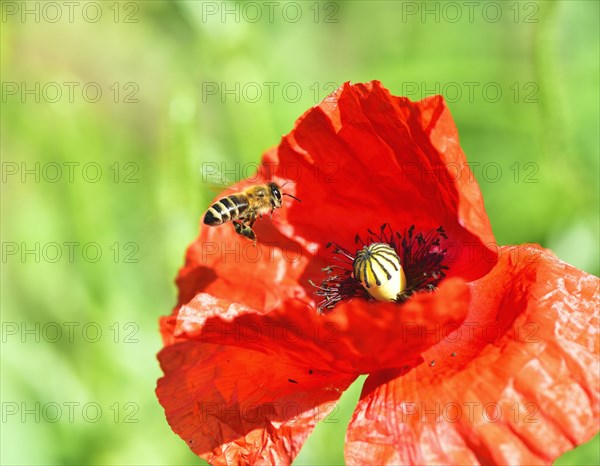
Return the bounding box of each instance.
[345,245,599,465]
[168,276,469,376]
[156,340,355,465]
[273,81,497,281]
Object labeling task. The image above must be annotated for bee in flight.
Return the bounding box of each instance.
[203,182,301,241]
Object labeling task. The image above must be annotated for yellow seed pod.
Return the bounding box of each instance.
[353,243,406,302]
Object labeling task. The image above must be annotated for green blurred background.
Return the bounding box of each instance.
[1,1,598,464]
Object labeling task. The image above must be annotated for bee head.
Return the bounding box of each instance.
[268,182,283,208]
[270,181,301,207]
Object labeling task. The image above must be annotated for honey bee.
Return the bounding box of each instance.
[203,182,300,241]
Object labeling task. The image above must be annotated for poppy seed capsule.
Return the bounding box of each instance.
[353,243,406,302]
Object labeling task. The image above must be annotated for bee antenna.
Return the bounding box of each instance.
[281,180,299,187]
[283,193,302,203]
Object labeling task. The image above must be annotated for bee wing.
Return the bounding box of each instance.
[199,166,238,194]
[202,181,237,195]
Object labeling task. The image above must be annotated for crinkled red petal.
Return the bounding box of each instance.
[274,81,497,281]
[157,340,355,466]
[345,245,599,465]
[169,276,469,375]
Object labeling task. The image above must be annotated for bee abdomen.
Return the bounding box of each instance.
[203,195,248,225]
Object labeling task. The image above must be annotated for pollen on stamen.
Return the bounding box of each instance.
[311,224,450,313]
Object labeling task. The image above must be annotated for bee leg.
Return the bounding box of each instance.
[233,220,257,242]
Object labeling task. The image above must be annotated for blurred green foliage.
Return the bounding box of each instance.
[1,1,598,465]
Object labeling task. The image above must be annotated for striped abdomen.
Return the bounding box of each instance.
[203,194,249,225]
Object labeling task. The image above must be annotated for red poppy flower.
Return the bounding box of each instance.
[156,81,599,465]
